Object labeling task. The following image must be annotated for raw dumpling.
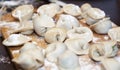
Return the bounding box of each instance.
[12,20,33,34]
[2,34,32,46]
[90,18,113,34]
[63,4,81,16]
[0,21,20,37]
[33,14,55,36]
[81,3,92,12]
[81,8,105,25]
[87,8,105,20]
[89,41,118,61]
[58,50,80,70]
[45,42,67,63]
[56,14,80,30]
[13,42,44,70]
[67,27,93,42]
[65,38,89,55]
[37,3,61,17]
[108,27,120,42]
[12,5,34,21]
[89,43,104,61]
[101,41,118,57]
[101,58,120,70]
[45,28,67,43]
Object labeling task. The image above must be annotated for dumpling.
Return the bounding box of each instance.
[90,17,113,34]
[45,42,67,63]
[89,41,118,61]
[1,21,33,40]
[45,28,67,43]
[0,21,20,37]
[81,3,92,12]
[37,3,61,17]
[99,41,118,58]
[67,27,93,42]
[102,41,119,57]
[32,14,55,36]
[101,58,120,70]
[12,5,34,21]
[81,8,105,25]
[65,38,89,55]
[13,42,44,70]
[57,50,80,70]
[12,20,33,34]
[87,8,105,20]
[63,4,81,16]
[56,14,80,30]
[108,27,120,42]
[2,34,32,46]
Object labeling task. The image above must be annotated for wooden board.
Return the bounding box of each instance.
[4,15,118,70]
[0,0,120,70]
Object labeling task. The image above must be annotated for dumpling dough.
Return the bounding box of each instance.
[108,27,120,42]
[56,14,80,30]
[81,3,92,12]
[90,18,113,34]
[101,58,120,70]
[87,8,105,20]
[37,3,61,17]
[63,4,81,16]
[81,7,105,25]
[12,20,33,34]
[67,27,93,42]
[2,34,32,46]
[45,28,67,43]
[33,14,55,36]
[12,5,34,21]
[65,38,89,55]
[0,21,20,37]
[89,41,118,61]
[45,42,67,63]
[13,42,44,70]
[58,50,80,70]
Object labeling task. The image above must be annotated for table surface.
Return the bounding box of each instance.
[0,0,120,70]
[0,38,17,70]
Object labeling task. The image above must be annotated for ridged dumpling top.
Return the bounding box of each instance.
[12,5,34,21]
[63,4,81,16]
[90,18,112,34]
[67,27,93,42]
[3,34,32,46]
[37,3,61,17]
[56,14,80,30]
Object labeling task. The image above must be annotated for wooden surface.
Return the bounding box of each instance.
[0,0,120,70]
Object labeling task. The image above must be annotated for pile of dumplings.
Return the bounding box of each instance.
[0,2,120,70]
